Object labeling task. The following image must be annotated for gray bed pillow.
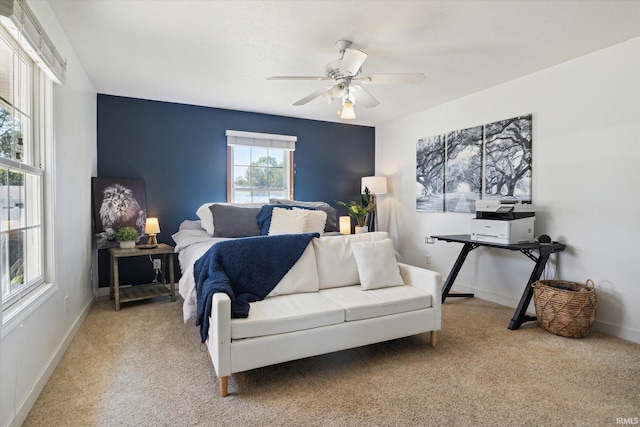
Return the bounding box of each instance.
[209,204,261,237]
[269,198,338,232]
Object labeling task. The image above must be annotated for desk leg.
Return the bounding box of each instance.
[508,252,550,330]
[442,242,476,303]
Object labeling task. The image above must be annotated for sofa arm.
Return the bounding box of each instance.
[207,293,232,378]
[398,262,442,321]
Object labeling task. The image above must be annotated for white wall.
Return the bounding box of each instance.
[377,37,640,343]
[0,1,97,426]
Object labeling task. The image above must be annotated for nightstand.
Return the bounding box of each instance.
[108,243,176,311]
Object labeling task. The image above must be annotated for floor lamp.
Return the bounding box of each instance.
[361,176,388,232]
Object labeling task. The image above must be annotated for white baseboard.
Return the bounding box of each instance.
[454,283,640,343]
[9,295,95,427]
[96,286,110,299]
[450,284,523,309]
[592,319,640,344]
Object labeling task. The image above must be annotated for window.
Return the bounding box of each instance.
[1,0,63,310]
[226,130,296,203]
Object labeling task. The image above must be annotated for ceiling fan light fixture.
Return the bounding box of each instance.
[340,100,356,119]
[269,40,425,119]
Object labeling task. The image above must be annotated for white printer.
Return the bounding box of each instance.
[471,199,535,244]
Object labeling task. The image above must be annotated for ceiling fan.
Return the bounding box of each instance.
[268,40,425,119]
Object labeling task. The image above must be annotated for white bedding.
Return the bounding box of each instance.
[173,226,324,323]
[173,219,346,323]
[173,228,232,322]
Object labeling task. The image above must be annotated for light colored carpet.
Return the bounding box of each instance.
[24,296,639,426]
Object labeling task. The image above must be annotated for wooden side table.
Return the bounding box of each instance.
[108,243,176,311]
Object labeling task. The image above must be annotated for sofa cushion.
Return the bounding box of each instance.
[351,239,405,290]
[319,285,432,321]
[267,243,319,297]
[230,293,344,339]
[313,232,389,289]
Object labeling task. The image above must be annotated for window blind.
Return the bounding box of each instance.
[226,130,296,151]
[0,0,66,84]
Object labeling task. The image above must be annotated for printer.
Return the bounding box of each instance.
[471,199,535,244]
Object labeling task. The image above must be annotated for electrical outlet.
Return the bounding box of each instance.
[425,255,431,265]
[153,259,162,270]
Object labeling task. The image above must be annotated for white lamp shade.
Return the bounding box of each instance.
[145,217,160,234]
[361,176,388,194]
[339,216,351,234]
[340,101,356,119]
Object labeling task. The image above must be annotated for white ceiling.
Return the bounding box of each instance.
[48,0,640,127]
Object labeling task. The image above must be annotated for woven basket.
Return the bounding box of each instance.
[532,279,597,338]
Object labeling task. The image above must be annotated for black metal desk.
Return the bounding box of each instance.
[432,234,566,330]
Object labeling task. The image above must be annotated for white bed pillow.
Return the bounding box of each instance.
[268,207,309,235]
[196,203,215,235]
[351,239,405,290]
[294,207,327,234]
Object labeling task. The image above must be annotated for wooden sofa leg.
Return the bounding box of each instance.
[220,376,229,397]
[430,331,437,347]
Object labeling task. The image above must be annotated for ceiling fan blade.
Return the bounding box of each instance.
[350,85,380,109]
[340,48,368,76]
[293,85,334,106]
[357,73,426,85]
[268,76,331,81]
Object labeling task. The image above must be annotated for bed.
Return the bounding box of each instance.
[173,200,339,323]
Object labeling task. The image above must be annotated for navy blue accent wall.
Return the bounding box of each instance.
[97,94,375,287]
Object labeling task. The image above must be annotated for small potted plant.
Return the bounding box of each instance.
[116,226,139,249]
[337,188,376,233]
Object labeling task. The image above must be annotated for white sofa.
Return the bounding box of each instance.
[203,232,442,396]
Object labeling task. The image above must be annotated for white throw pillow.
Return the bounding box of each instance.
[351,239,405,290]
[294,207,327,234]
[313,232,389,289]
[268,207,309,235]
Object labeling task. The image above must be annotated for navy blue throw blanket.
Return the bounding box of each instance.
[194,233,319,342]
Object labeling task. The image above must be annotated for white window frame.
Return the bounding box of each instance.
[1,0,60,313]
[226,130,296,203]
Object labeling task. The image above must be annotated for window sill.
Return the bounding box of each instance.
[2,282,57,339]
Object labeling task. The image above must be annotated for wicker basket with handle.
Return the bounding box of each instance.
[532,279,597,338]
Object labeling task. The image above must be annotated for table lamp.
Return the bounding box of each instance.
[339,216,351,234]
[144,217,160,248]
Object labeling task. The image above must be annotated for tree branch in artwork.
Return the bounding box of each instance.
[416,135,445,211]
[446,127,483,193]
[484,115,532,200]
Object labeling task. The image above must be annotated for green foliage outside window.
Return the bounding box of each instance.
[234,156,284,190]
